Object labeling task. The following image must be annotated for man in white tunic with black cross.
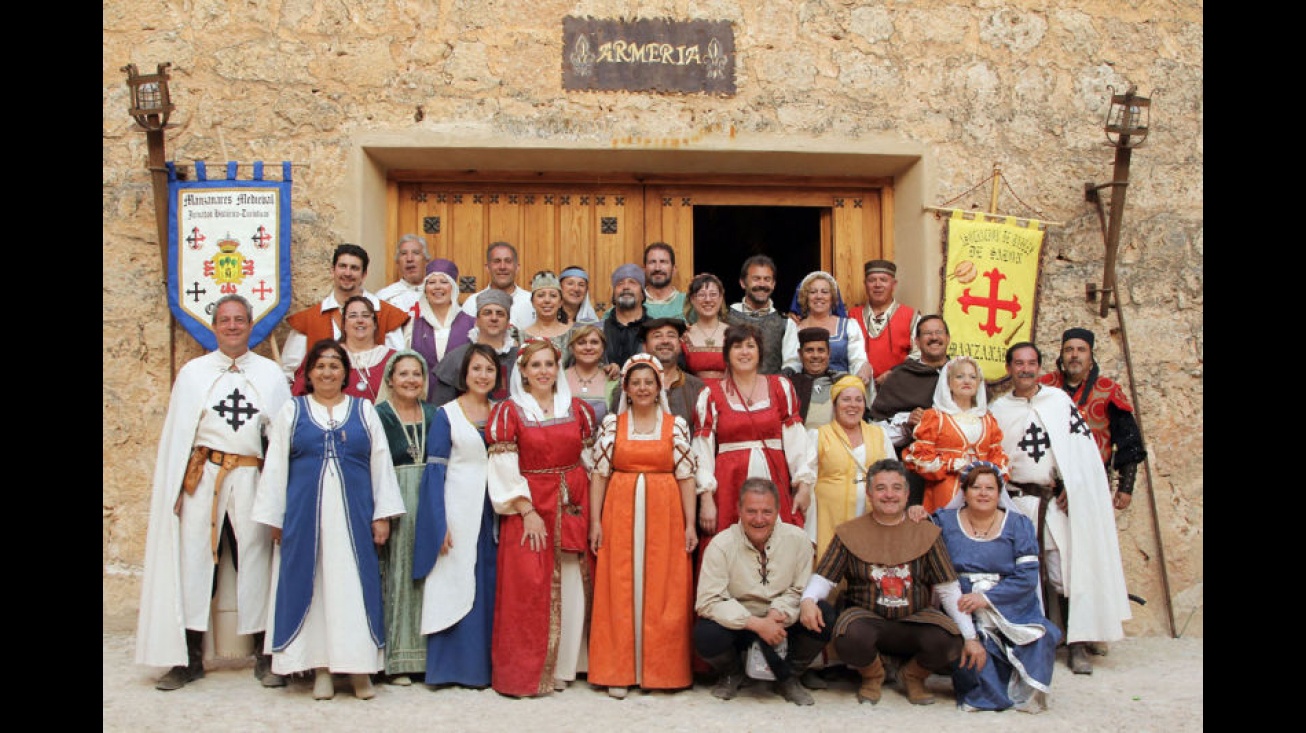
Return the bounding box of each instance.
[135,295,292,690]
[988,341,1131,677]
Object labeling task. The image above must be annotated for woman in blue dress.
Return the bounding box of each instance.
[932,461,1061,713]
[412,343,502,687]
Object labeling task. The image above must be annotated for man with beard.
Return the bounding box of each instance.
[990,342,1131,676]
[603,263,650,375]
[847,260,922,388]
[1039,328,1145,511]
[724,254,787,375]
[375,233,431,317]
[459,241,536,330]
[867,315,952,506]
[609,317,705,428]
[641,242,688,322]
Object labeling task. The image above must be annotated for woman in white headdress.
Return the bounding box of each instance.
[587,354,698,699]
[484,337,598,697]
[903,355,1009,514]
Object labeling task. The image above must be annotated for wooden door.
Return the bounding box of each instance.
[391,181,646,309]
[389,177,889,310]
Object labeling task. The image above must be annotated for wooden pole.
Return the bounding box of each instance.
[988,162,1002,215]
[146,128,177,384]
[1100,142,1132,318]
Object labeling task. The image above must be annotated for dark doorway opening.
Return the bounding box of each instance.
[692,206,823,313]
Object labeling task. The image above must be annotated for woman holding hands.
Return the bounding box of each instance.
[413,343,503,688]
[933,462,1061,713]
[255,339,405,701]
[374,350,439,685]
[485,338,598,697]
[587,354,698,699]
[693,323,814,543]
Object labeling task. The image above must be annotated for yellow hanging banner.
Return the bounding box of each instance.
[940,212,1045,382]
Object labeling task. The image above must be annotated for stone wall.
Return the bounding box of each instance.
[103,0,1202,637]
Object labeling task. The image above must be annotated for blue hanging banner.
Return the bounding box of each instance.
[166,161,293,350]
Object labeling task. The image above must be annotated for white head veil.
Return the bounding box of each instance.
[508,337,574,420]
[944,460,1018,513]
[932,355,988,417]
[615,353,672,415]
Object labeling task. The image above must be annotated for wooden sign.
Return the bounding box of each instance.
[562,16,736,95]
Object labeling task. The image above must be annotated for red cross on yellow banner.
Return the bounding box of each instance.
[941,211,1046,382]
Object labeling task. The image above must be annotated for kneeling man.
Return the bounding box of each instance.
[693,477,827,706]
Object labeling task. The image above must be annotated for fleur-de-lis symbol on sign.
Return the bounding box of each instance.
[705,38,728,79]
[571,35,595,77]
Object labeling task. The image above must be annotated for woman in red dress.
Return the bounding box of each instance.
[680,273,729,386]
[691,322,815,545]
[485,337,597,697]
[291,295,394,402]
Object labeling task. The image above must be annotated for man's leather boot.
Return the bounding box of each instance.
[900,657,936,705]
[854,655,886,704]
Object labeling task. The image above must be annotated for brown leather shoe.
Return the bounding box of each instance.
[900,658,936,705]
[855,656,886,704]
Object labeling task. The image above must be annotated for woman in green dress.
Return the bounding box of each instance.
[374,349,440,685]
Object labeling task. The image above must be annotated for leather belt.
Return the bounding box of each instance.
[1003,478,1055,499]
[1005,480,1052,499]
[183,446,263,563]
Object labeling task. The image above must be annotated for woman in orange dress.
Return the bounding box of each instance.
[903,355,1009,513]
[587,354,698,699]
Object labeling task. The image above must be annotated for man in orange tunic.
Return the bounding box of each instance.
[279,243,409,385]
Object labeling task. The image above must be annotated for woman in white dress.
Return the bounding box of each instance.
[255,338,406,700]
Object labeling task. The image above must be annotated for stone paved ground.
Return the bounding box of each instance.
[104,628,1202,732]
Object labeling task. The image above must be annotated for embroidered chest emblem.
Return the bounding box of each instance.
[213,388,259,431]
[870,563,912,608]
[1016,423,1051,462]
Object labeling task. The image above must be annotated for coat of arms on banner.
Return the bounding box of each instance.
[940,211,1046,383]
[166,161,292,351]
